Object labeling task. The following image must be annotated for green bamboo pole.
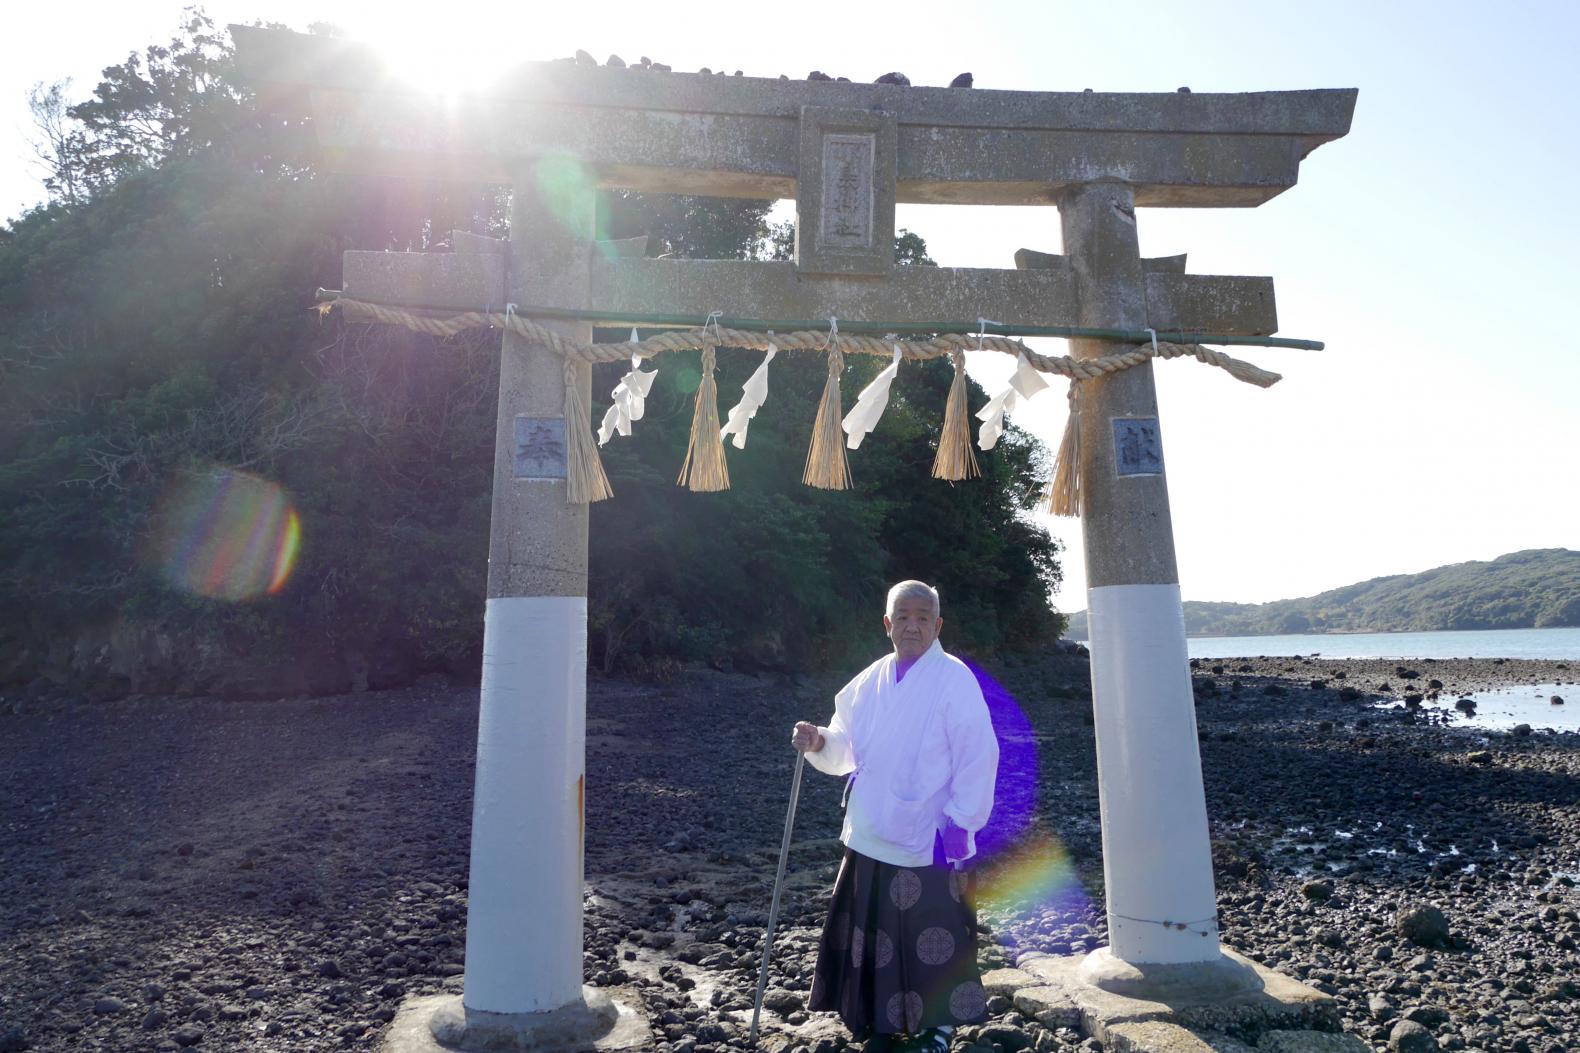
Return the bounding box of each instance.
[314,288,1325,351]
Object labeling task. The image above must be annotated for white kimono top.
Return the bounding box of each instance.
[805,639,999,867]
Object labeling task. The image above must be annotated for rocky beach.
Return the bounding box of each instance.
[2,652,1578,1053]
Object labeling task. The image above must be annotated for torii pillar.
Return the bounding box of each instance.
[1061,182,1234,986]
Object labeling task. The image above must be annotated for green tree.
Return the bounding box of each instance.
[1,16,1064,696]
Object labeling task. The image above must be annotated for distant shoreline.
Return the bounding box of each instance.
[1061,624,1580,663]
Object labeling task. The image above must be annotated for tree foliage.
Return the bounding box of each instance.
[1,16,1064,696]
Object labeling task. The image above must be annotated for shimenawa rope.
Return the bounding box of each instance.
[324,297,1283,508]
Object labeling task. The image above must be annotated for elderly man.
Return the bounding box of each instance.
[791,580,999,1053]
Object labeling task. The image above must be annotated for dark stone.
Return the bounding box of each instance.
[978,1025,1034,1052]
[1513,724,1533,737]
[605,55,626,68]
[949,72,974,88]
[808,71,832,81]
[0,1029,27,1053]
[874,72,911,86]
[1468,750,1493,765]
[1402,1006,1450,1026]
[172,1025,204,1048]
[1551,695,1564,705]
[1301,879,1335,901]
[762,989,801,1015]
[93,996,128,1014]
[1388,1019,1438,1052]
[1396,904,1451,947]
[315,959,343,978]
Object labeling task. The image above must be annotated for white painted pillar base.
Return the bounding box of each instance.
[1087,583,1219,965]
[463,596,587,1014]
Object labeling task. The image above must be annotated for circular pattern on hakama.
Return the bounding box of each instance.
[949,980,987,1021]
[850,927,865,968]
[886,990,924,1031]
[829,911,850,949]
[889,868,923,910]
[916,926,956,965]
[874,928,895,968]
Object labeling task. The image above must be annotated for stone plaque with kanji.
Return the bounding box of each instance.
[795,107,896,276]
[513,417,568,479]
[1113,417,1164,476]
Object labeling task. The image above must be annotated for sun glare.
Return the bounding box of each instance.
[351,7,578,97]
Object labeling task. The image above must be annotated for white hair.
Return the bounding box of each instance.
[886,580,940,617]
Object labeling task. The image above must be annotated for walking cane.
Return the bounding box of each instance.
[749,750,806,1047]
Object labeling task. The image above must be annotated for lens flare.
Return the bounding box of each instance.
[963,660,1038,859]
[962,661,1094,921]
[532,155,600,240]
[974,832,1088,916]
[149,467,303,601]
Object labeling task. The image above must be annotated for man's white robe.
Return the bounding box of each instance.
[805,639,999,868]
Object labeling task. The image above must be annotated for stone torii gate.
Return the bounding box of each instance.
[235,27,1353,1052]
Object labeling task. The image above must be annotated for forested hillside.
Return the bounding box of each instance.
[0,15,1064,699]
[1063,549,1580,639]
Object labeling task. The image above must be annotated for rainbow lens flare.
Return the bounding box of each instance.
[964,661,1094,920]
[973,831,1088,918]
[149,467,302,601]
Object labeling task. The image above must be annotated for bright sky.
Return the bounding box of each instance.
[5,0,1578,609]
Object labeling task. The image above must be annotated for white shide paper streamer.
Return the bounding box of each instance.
[841,345,903,450]
[975,352,1050,450]
[597,330,657,446]
[719,344,778,449]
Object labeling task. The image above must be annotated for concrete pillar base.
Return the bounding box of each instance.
[381,987,652,1053]
[996,946,1342,1051]
[1076,948,1261,1001]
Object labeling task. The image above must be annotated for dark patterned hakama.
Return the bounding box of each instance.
[808,847,987,1036]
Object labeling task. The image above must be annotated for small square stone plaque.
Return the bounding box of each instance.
[796,107,896,277]
[513,416,567,479]
[1112,418,1164,476]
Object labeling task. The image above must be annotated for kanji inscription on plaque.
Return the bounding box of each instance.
[1113,418,1164,476]
[820,133,875,250]
[513,416,567,479]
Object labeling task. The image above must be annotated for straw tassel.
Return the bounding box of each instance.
[677,343,730,492]
[931,350,981,482]
[564,358,614,504]
[1046,382,1082,517]
[803,342,851,490]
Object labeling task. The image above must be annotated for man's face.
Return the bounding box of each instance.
[884,595,942,661]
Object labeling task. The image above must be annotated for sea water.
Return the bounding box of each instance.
[1373,684,1580,733]
[1185,626,1580,662]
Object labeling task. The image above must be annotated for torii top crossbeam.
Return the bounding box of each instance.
[234,26,1353,336]
[234,27,1352,209]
